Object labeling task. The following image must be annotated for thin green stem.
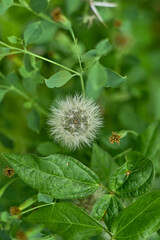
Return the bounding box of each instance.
[24,49,79,75]
[0,178,19,198]
[70,29,85,96]
[20,202,55,216]
[0,41,79,75]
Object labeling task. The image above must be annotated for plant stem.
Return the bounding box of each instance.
[0,41,79,75]
[20,202,55,216]
[99,184,112,194]
[104,227,113,238]
[0,178,19,198]
[70,28,85,96]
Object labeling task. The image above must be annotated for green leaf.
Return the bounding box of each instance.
[111,191,160,240]
[2,153,100,199]
[30,0,49,13]
[45,71,73,88]
[7,36,19,44]
[6,71,18,85]
[0,89,8,102]
[0,47,10,60]
[91,143,117,185]
[109,151,154,197]
[24,22,42,46]
[92,194,112,220]
[65,0,83,15]
[37,141,60,156]
[82,50,99,68]
[86,62,107,99]
[136,120,160,174]
[2,0,13,7]
[27,109,40,133]
[26,202,103,240]
[104,196,124,231]
[23,54,34,72]
[38,193,53,203]
[95,39,112,57]
[105,68,127,88]
[86,62,127,99]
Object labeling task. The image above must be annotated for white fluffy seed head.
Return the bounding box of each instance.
[48,94,102,150]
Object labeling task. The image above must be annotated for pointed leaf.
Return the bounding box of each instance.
[45,71,73,88]
[26,202,103,240]
[24,22,42,46]
[109,151,154,197]
[111,191,160,240]
[2,153,100,199]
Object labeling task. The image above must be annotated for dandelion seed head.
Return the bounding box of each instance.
[48,95,102,150]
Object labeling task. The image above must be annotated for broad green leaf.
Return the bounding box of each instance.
[86,62,107,99]
[45,71,73,88]
[105,68,127,88]
[37,141,60,156]
[95,39,112,57]
[81,50,99,68]
[26,202,103,240]
[104,196,124,231]
[27,109,40,133]
[86,62,127,99]
[109,151,154,197]
[91,143,116,185]
[111,191,160,240]
[0,0,13,15]
[30,0,49,13]
[2,153,100,199]
[92,194,112,220]
[38,193,53,203]
[0,89,8,102]
[24,22,42,46]
[136,120,160,174]
[92,194,124,231]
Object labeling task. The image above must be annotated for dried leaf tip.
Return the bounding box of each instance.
[3,167,15,178]
[109,131,121,145]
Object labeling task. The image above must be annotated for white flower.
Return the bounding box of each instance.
[89,0,117,24]
[48,95,102,150]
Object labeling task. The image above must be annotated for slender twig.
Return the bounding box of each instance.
[0,41,79,75]
[70,29,85,96]
[20,202,55,216]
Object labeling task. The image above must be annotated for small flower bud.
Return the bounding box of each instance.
[126,170,131,176]
[3,167,15,178]
[10,206,21,216]
[51,7,71,30]
[16,230,27,240]
[109,132,121,145]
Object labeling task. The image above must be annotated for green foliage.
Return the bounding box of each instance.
[26,202,103,240]
[2,153,100,199]
[109,151,154,197]
[111,191,160,240]
[45,71,74,88]
[0,0,160,239]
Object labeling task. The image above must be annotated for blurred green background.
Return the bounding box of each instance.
[0,0,160,239]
